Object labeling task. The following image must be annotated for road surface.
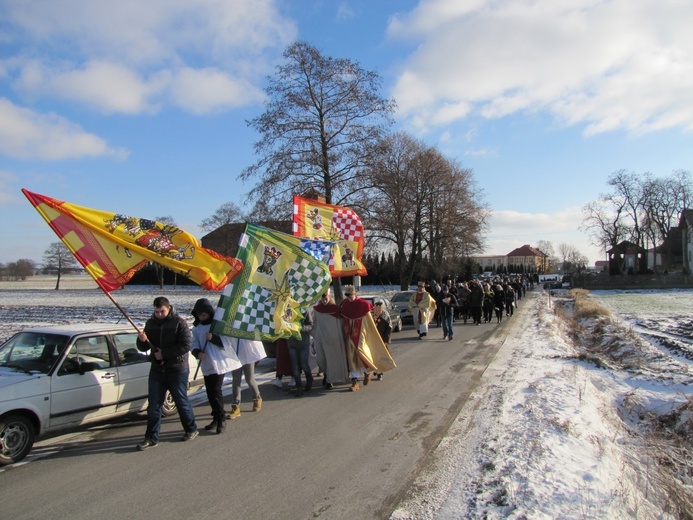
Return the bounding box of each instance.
[0,293,532,519]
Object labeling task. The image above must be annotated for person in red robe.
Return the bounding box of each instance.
[340,285,396,391]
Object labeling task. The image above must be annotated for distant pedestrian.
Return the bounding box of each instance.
[372,300,392,380]
[409,282,436,339]
[437,285,457,340]
[287,308,315,397]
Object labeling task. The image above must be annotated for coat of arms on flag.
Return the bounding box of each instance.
[22,189,243,291]
[292,195,367,277]
[211,223,332,341]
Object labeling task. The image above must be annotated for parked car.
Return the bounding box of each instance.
[390,291,415,324]
[0,323,204,466]
[359,295,403,332]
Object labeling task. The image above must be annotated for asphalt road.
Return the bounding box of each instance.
[0,294,532,520]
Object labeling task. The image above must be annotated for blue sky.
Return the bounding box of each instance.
[1,0,692,267]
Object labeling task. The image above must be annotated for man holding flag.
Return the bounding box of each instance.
[136,296,199,450]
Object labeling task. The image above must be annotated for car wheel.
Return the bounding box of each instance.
[0,413,35,466]
[394,317,402,332]
[161,391,178,417]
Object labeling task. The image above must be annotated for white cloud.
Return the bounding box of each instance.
[336,2,357,22]
[16,60,164,114]
[0,98,128,160]
[2,0,296,114]
[169,67,265,114]
[389,0,693,135]
[485,207,604,264]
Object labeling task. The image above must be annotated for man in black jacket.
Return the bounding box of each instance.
[135,296,198,450]
[437,285,458,340]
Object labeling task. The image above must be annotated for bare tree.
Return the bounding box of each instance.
[42,242,78,289]
[3,259,36,281]
[241,41,395,299]
[200,202,246,257]
[582,169,691,272]
[535,240,554,273]
[366,133,487,288]
[366,133,423,288]
[582,196,629,272]
[606,170,646,249]
[641,170,692,268]
[557,242,578,270]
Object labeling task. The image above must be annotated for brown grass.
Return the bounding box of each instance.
[568,288,610,319]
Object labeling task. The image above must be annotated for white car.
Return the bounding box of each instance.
[0,323,203,466]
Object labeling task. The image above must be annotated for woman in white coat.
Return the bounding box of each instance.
[190,298,242,434]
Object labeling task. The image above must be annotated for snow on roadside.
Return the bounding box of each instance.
[392,289,691,519]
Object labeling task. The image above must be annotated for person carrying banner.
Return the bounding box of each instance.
[312,289,349,389]
[340,285,396,391]
[287,307,315,397]
[136,296,198,450]
[408,282,436,339]
[190,298,242,434]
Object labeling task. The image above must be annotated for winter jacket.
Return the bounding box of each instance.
[136,306,191,371]
[374,310,392,344]
[287,309,314,349]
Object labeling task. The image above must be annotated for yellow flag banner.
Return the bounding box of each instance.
[22,189,243,291]
[292,195,367,277]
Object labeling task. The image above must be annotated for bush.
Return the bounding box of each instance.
[568,289,610,319]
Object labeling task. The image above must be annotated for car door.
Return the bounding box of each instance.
[49,334,120,428]
[112,331,150,413]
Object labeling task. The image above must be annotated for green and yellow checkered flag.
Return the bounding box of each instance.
[211,223,333,341]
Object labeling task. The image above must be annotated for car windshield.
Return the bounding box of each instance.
[0,332,70,375]
[391,292,412,303]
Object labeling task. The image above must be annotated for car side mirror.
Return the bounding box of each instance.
[78,362,96,375]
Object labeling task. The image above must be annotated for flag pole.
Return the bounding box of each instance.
[100,287,143,333]
[97,285,162,362]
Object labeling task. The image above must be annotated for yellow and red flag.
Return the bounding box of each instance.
[292,195,367,277]
[22,189,243,292]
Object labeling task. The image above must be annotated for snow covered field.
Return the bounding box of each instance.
[0,276,219,341]
[393,288,693,519]
[2,277,692,518]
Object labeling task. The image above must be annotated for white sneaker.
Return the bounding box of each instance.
[272,377,282,388]
[288,378,297,388]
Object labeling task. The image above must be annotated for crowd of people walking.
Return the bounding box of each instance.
[134,275,533,450]
[423,274,533,328]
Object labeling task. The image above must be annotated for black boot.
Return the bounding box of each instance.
[204,420,218,431]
